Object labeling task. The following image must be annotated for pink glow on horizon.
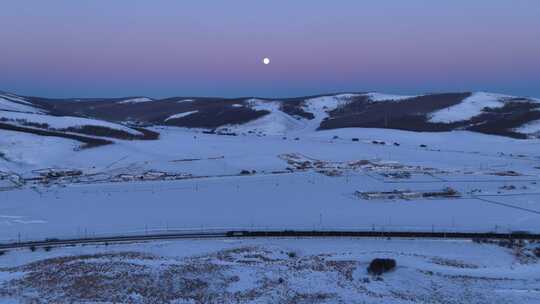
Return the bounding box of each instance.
[1,0,539,98]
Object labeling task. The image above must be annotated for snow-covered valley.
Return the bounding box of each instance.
[1,125,540,241]
[1,90,540,303]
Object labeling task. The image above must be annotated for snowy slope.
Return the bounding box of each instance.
[0,129,79,168]
[0,93,33,104]
[514,119,540,137]
[176,98,194,103]
[303,94,356,119]
[222,94,359,136]
[220,99,305,135]
[231,92,540,137]
[0,111,142,135]
[365,92,418,102]
[221,92,539,137]
[165,110,199,121]
[429,92,517,123]
[3,90,540,138]
[1,238,539,303]
[0,95,45,114]
[117,97,153,104]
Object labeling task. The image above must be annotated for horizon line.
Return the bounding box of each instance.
[3,89,538,101]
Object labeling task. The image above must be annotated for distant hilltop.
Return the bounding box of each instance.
[1,91,540,140]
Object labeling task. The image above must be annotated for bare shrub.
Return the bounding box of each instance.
[367,258,396,275]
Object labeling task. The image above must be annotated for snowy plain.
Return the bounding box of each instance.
[1,125,539,242]
[1,237,539,303]
[1,94,540,302]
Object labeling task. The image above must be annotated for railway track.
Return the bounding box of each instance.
[0,232,226,250]
[1,230,539,251]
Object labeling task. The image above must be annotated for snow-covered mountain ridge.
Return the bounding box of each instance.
[1,90,540,140]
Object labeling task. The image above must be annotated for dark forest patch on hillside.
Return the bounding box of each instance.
[319,93,471,131]
[62,126,159,141]
[319,93,540,139]
[0,116,158,141]
[33,97,263,128]
[465,102,540,138]
[20,92,540,139]
[164,106,269,128]
[0,123,112,149]
[279,99,315,120]
[131,127,160,140]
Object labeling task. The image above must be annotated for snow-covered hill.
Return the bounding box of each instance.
[0,93,46,114]
[0,93,159,149]
[217,95,357,136]
[223,92,540,138]
[1,90,539,303]
[428,92,516,123]
[1,90,539,140]
[0,111,143,136]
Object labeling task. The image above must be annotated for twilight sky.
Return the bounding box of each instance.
[1,0,539,98]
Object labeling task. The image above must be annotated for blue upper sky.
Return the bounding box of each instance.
[1,0,539,98]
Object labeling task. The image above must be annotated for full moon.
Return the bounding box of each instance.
[263,57,270,65]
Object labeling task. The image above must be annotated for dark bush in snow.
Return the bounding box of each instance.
[472,238,488,244]
[29,245,36,252]
[367,258,396,275]
[19,120,51,129]
[492,170,521,176]
[240,170,251,175]
[0,250,6,256]
[499,185,516,190]
[497,239,518,249]
[352,138,359,142]
[287,252,297,258]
